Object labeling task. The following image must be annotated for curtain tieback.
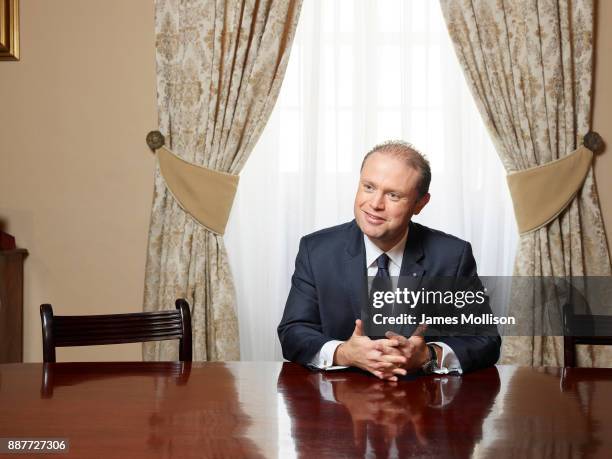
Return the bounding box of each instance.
[507,144,596,235]
[157,146,239,235]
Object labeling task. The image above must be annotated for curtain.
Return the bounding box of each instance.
[144,0,302,361]
[224,0,518,361]
[440,0,612,366]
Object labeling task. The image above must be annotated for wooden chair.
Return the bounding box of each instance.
[563,302,612,367]
[40,299,192,362]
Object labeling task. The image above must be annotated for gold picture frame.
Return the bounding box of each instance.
[0,0,19,60]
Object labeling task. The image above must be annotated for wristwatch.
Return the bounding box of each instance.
[421,344,439,374]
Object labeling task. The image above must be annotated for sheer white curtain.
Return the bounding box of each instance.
[224,0,518,361]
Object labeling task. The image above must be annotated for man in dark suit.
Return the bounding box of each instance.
[278,141,500,380]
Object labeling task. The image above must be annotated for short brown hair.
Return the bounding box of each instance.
[360,140,431,198]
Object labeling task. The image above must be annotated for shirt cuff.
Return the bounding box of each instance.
[428,341,463,375]
[308,340,348,370]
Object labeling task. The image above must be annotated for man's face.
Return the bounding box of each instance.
[354,152,430,251]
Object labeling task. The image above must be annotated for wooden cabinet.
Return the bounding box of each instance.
[0,249,27,363]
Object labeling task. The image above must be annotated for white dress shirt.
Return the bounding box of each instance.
[309,232,463,374]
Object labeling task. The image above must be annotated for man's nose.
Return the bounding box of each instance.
[370,192,385,210]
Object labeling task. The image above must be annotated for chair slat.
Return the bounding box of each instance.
[55,325,183,342]
[57,311,180,323]
[56,331,184,347]
[54,317,182,332]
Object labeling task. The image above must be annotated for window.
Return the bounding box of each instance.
[225,0,517,361]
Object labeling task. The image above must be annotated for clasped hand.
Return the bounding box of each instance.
[334,320,430,381]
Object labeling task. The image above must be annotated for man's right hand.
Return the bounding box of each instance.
[334,319,408,381]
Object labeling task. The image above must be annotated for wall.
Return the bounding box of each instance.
[593,0,612,252]
[0,0,157,361]
[0,0,611,362]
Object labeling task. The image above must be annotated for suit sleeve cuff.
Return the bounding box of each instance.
[428,341,463,375]
[307,340,348,370]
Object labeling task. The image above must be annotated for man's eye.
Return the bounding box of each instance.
[363,184,374,191]
[388,193,400,201]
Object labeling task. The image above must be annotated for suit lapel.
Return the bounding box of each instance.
[398,222,426,335]
[343,221,368,319]
[400,221,425,278]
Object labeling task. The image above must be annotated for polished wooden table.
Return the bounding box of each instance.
[1,362,611,458]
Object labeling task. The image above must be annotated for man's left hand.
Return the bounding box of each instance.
[384,330,438,372]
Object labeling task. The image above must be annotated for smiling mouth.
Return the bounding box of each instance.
[363,210,386,222]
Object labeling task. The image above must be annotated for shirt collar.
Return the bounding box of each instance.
[364,229,408,270]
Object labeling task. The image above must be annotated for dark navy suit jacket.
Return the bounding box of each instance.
[277,220,501,373]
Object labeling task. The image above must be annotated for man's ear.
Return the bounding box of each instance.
[413,193,430,215]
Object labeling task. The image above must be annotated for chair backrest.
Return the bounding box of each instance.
[40,299,192,363]
[563,302,612,367]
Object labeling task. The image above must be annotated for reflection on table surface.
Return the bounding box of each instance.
[0,362,611,458]
[277,365,497,457]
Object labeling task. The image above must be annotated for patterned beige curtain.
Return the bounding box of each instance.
[440,0,612,366]
[144,0,302,361]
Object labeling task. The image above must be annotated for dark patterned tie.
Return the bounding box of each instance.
[368,254,394,337]
[371,253,392,294]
